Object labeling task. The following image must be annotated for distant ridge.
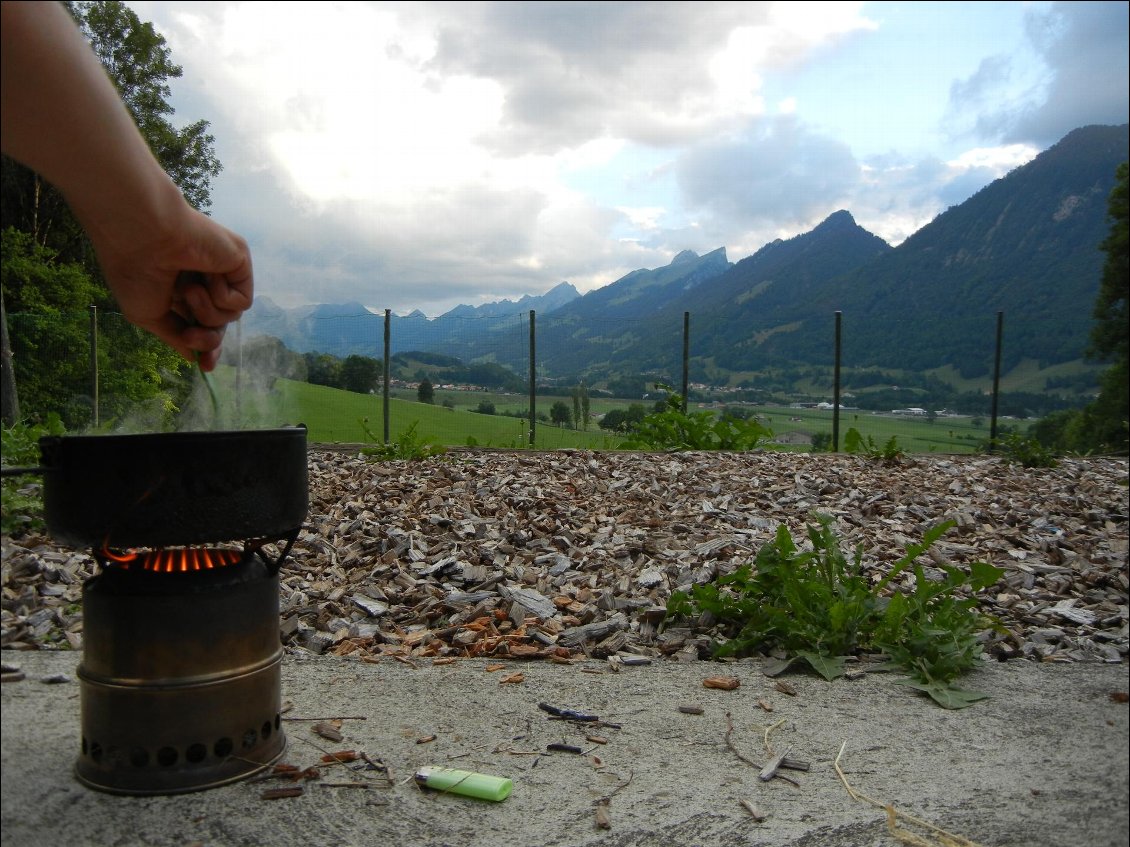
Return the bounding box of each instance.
[241,124,1128,383]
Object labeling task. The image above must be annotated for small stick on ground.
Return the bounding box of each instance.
[291,733,382,783]
[724,712,761,768]
[261,786,304,800]
[594,799,612,830]
[758,748,790,782]
[740,798,767,822]
[319,782,375,789]
[592,771,634,830]
[724,712,799,788]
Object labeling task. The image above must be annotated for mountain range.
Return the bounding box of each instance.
[241,123,1128,388]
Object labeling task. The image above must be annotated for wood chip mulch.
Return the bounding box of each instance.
[2,449,1126,668]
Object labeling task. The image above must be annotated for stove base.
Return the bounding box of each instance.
[75,658,287,795]
[75,556,287,795]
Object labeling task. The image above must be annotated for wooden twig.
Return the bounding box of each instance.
[319,782,377,789]
[282,715,368,722]
[607,770,634,798]
[261,786,304,799]
[724,712,799,787]
[739,798,767,822]
[593,770,634,830]
[360,751,394,787]
[594,799,612,830]
[723,711,761,768]
[290,733,381,783]
[758,747,790,782]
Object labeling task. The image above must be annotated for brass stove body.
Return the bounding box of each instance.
[75,555,286,795]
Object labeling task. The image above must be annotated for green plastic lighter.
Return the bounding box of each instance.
[414,766,513,801]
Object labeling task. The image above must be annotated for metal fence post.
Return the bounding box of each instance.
[832,310,842,452]
[383,309,391,444]
[989,311,1003,451]
[682,312,689,413]
[89,304,99,428]
[528,310,536,447]
[234,319,242,426]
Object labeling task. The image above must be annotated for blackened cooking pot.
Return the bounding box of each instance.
[38,425,309,548]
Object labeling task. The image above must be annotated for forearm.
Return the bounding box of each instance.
[1,0,253,370]
[0,0,185,248]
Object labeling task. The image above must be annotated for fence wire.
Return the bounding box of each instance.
[3,307,1100,453]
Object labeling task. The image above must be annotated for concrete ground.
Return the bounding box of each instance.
[1,649,1128,847]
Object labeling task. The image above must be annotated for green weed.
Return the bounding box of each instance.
[844,427,905,463]
[991,432,1059,468]
[621,385,773,452]
[665,515,1005,708]
[359,420,447,461]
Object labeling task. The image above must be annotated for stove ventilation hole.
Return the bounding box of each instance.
[79,710,282,773]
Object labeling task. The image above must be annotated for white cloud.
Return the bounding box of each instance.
[126,0,1126,316]
[948,144,1040,174]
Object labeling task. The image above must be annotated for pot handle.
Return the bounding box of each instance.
[0,466,45,477]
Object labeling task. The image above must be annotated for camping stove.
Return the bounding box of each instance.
[34,425,310,796]
[75,538,298,795]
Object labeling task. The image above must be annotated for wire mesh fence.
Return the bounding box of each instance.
[2,306,1099,453]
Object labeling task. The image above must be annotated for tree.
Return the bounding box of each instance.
[340,354,381,395]
[1,290,19,426]
[304,352,342,388]
[71,1,222,212]
[570,382,590,430]
[417,378,434,404]
[1031,162,1129,454]
[1083,162,1129,451]
[220,335,306,384]
[1090,162,1129,367]
[598,403,648,432]
[550,400,571,427]
[599,408,629,432]
[1,230,102,426]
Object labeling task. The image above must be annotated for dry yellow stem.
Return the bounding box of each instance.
[834,741,988,847]
[762,718,786,755]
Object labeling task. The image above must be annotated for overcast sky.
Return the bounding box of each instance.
[129,1,1129,317]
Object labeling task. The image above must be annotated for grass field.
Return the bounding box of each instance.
[207,373,620,449]
[202,368,996,454]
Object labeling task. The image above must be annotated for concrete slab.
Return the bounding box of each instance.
[2,649,1128,847]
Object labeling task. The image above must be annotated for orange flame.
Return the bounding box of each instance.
[98,545,244,573]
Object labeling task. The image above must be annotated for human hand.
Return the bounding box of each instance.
[89,203,254,372]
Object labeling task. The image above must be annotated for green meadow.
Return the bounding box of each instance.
[203,369,994,453]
